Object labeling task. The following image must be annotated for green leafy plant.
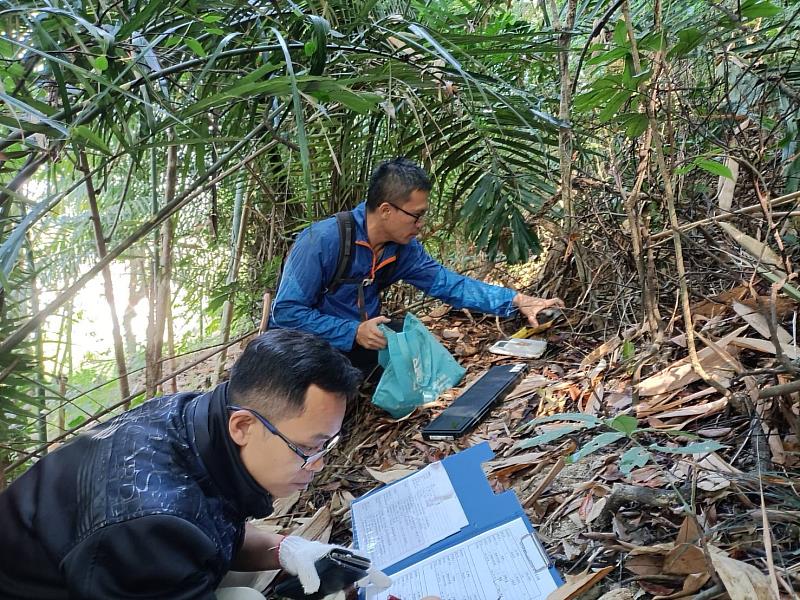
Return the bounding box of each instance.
[518,412,726,475]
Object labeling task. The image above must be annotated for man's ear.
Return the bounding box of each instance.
[228,411,256,448]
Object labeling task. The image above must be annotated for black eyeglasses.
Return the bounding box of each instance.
[387,202,426,224]
[228,405,341,470]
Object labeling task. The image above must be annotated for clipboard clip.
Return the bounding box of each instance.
[519,531,553,573]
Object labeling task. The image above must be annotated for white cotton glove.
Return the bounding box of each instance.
[355,565,392,599]
[278,536,339,594]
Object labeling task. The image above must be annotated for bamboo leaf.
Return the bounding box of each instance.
[649,440,727,454]
[272,27,313,213]
[620,447,652,474]
[73,125,113,155]
[0,196,56,282]
[306,15,330,76]
[184,37,207,57]
[608,414,639,435]
[0,90,69,136]
[117,0,170,39]
[569,432,626,463]
[719,222,783,267]
[517,425,585,449]
[739,0,781,20]
[525,412,605,427]
[695,158,734,179]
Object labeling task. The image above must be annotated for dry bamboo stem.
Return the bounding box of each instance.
[625,3,728,396]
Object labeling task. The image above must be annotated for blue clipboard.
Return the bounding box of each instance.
[352,442,563,596]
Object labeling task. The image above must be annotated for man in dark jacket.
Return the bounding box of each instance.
[0,329,363,599]
[270,157,563,373]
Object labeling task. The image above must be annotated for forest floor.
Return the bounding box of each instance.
[191,287,799,600]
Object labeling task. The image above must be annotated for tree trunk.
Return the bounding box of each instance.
[123,259,147,357]
[57,301,73,435]
[77,149,131,401]
[165,300,178,394]
[58,375,67,434]
[145,138,178,398]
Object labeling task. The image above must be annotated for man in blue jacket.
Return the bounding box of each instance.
[270,157,563,373]
[0,330,365,599]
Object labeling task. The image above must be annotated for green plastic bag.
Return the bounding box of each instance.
[372,313,466,418]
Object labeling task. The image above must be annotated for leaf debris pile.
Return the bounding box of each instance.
[256,293,799,599]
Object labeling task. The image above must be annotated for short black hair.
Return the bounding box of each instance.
[366,157,431,211]
[228,329,362,419]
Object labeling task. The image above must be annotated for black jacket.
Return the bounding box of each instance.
[0,383,273,599]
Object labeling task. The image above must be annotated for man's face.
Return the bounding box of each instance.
[383,189,429,244]
[233,384,346,498]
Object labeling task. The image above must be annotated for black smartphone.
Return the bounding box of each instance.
[273,548,370,600]
[422,363,527,441]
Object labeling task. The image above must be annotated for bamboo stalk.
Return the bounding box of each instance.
[215,174,251,384]
[145,134,177,399]
[26,239,48,448]
[77,148,131,400]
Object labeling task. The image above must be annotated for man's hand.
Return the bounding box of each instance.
[356,316,391,350]
[513,294,565,327]
[278,536,343,594]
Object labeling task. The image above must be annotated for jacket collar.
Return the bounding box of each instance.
[190,382,274,519]
[351,201,401,260]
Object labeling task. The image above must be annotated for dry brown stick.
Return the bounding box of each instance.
[77,148,131,402]
[607,137,661,336]
[687,584,724,600]
[764,280,800,375]
[758,379,800,399]
[258,292,272,334]
[650,191,800,243]
[523,456,565,508]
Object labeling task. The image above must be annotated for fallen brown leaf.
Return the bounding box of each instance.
[365,465,418,484]
[708,544,779,600]
[545,566,614,600]
[638,580,677,596]
[625,545,669,576]
[663,543,706,575]
[733,301,799,359]
[637,326,747,396]
[675,516,702,545]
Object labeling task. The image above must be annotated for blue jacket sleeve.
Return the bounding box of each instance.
[270,225,360,351]
[395,240,518,316]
